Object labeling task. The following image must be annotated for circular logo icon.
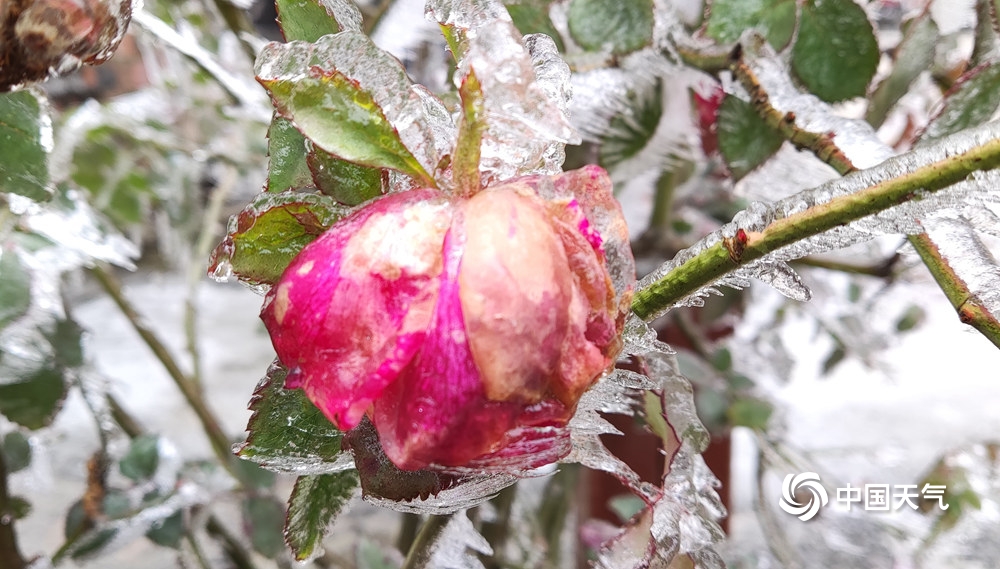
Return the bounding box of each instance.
[779,472,829,521]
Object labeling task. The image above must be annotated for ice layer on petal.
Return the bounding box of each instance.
[260,190,451,430]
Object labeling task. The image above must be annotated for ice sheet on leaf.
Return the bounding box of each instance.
[423,511,493,569]
[22,189,139,270]
[255,32,455,180]
[637,121,1000,312]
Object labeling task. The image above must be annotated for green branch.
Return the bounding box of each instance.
[730,55,1000,348]
[910,232,1000,349]
[631,122,1000,320]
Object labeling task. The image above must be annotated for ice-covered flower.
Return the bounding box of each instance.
[260,165,634,471]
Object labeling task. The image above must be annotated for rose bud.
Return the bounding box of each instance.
[260,165,634,471]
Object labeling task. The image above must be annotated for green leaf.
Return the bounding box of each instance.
[792,0,879,102]
[257,36,434,186]
[244,495,286,559]
[866,15,939,128]
[146,510,184,549]
[211,192,347,285]
[285,471,359,561]
[567,0,654,55]
[505,1,564,51]
[706,0,796,49]
[1,431,31,473]
[71,126,156,227]
[48,316,84,369]
[599,79,663,169]
[0,90,51,201]
[120,435,160,481]
[727,397,773,430]
[0,366,67,430]
[921,63,1000,142]
[237,361,348,474]
[8,496,31,520]
[230,456,278,489]
[266,117,315,194]
[709,348,732,372]
[716,95,784,179]
[275,0,361,42]
[307,147,383,206]
[0,248,31,332]
[895,305,926,332]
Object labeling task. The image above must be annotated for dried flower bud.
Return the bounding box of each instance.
[261,165,634,471]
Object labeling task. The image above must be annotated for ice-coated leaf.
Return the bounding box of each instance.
[567,0,655,55]
[0,248,31,332]
[22,187,139,270]
[285,471,360,561]
[705,0,796,49]
[1,431,31,473]
[306,147,384,206]
[119,435,161,481]
[256,33,450,187]
[266,116,314,194]
[866,14,939,128]
[423,512,493,569]
[505,0,564,51]
[599,79,663,170]
[244,495,287,558]
[792,0,879,102]
[429,4,578,185]
[922,63,1000,142]
[275,0,363,42]
[237,360,353,474]
[0,315,82,430]
[344,418,520,514]
[717,94,784,180]
[209,192,348,286]
[0,90,51,202]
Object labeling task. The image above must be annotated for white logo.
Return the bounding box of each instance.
[779,472,829,521]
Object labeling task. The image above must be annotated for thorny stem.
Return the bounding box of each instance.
[400,514,452,569]
[631,128,1000,317]
[733,53,1000,348]
[0,449,28,569]
[89,264,244,483]
[633,49,1000,349]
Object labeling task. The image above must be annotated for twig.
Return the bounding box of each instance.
[207,516,260,569]
[754,451,803,569]
[396,513,421,556]
[479,485,516,568]
[89,264,243,482]
[400,514,452,569]
[631,123,1000,319]
[131,10,259,108]
[792,254,899,278]
[0,450,28,569]
[185,164,236,388]
[910,232,1000,349]
[206,0,259,60]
